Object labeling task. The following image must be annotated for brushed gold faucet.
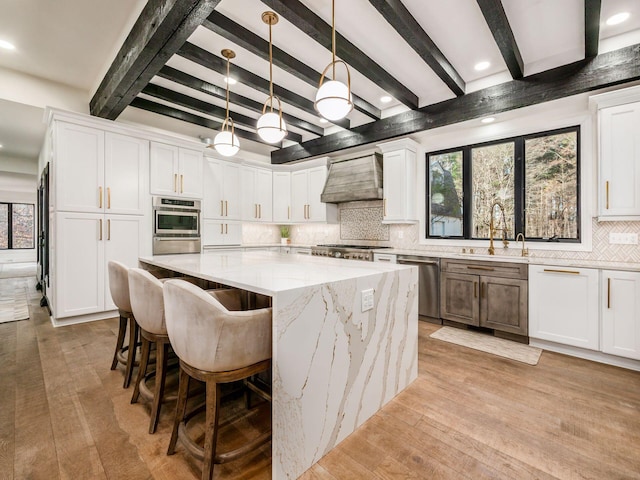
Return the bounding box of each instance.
[516,232,528,257]
[488,201,509,255]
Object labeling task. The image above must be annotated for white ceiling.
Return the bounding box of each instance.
[1,0,640,164]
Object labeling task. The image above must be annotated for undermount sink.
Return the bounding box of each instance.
[455,252,529,263]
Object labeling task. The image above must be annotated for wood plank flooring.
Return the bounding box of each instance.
[1,283,639,479]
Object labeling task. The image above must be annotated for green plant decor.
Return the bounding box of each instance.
[280,225,290,238]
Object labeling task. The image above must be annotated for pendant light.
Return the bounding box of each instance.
[257,11,288,144]
[315,0,353,121]
[213,49,240,157]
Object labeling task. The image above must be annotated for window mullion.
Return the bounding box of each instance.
[514,139,525,237]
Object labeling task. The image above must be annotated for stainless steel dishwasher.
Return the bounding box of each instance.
[397,255,441,324]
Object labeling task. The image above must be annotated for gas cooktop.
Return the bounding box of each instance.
[316,244,391,249]
[311,244,391,261]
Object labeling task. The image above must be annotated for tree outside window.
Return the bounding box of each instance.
[0,203,35,249]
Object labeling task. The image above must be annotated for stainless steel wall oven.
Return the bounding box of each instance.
[152,197,201,254]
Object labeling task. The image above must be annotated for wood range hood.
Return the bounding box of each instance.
[320,153,383,204]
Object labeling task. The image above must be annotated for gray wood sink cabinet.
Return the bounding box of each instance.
[440,258,528,341]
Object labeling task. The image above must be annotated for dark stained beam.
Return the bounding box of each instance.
[368,0,465,96]
[141,83,303,143]
[158,66,325,136]
[90,0,221,120]
[476,0,524,79]
[261,0,419,109]
[129,97,274,147]
[177,42,351,130]
[585,0,602,57]
[271,43,640,163]
[203,11,381,120]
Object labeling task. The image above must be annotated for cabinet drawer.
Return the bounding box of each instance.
[441,259,527,279]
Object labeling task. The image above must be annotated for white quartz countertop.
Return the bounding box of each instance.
[140,251,412,295]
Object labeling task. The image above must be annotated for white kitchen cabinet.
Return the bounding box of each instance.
[291,166,338,223]
[273,171,292,223]
[601,270,640,360]
[54,124,149,216]
[241,166,272,222]
[378,139,417,224]
[529,265,599,350]
[150,142,203,199]
[202,220,242,246]
[54,212,148,318]
[598,102,640,218]
[203,158,241,220]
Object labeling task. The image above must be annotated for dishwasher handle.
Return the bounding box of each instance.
[397,259,439,265]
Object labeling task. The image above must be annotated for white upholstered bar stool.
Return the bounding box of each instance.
[128,268,178,434]
[163,280,272,480]
[108,260,139,389]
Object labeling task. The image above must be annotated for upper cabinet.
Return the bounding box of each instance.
[273,171,292,223]
[291,166,338,223]
[54,122,148,215]
[203,158,241,220]
[591,86,640,220]
[378,138,418,224]
[241,166,273,222]
[149,141,203,199]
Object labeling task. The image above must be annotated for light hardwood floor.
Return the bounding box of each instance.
[1,284,640,479]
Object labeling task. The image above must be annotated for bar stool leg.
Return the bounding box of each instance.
[111,315,127,370]
[149,341,168,434]
[202,381,221,480]
[131,335,151,404]
[123,317,139,388]
[168,366,190,455]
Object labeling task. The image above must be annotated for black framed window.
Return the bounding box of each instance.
[426,126,580,242]
[0,203,35,249]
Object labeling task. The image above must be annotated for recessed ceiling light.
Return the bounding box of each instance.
[606,12,630,26]
[0,40,15,50]
[224,76,237,85]
[0,144,3,148]
[474,61,490,71]
[319,118,328,124]
[380,95,392,103]
[481,117,495,124]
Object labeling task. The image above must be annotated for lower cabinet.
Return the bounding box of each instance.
[601,270,640,360]
[201,220,242,246]
[440,260,528,336]
[55,212,148,318]
[528,265,599,350]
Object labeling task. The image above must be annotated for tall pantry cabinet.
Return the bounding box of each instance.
[47,111,151,323]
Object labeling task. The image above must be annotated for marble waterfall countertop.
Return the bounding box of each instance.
[139,251,419,479]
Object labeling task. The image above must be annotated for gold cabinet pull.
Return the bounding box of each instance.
[258,204,261,219]
[605,181,609,209]
[607,277,611,309]
[306,204,310,219]
[254,204,258,219]
[467,265,495,271]
[225,201,228,217]
[107,187,111,209]
[174,174,178,192]
[220,223,224,234]
[107,219,111,240]
[221,200,224,216]
[288,206,290,219]
[383,198,387,217]
[474,281,478,298]
[180,174,184,193]
[99,186,103,209]
[225,224,228,234]
[543,268,580,275]
[99,219,102,240]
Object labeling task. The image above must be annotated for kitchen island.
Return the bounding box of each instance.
[139,251,418,479]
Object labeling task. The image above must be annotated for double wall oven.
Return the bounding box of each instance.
[152,197,201,255]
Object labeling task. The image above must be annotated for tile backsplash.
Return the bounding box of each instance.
[242,202,640,263]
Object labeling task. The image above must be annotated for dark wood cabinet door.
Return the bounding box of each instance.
[440,272,479,326]
[480,276,528,335]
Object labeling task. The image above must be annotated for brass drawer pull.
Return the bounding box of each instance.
[480,282,485,298]
[180,174,184,193]
[107,187,111,209]
[107,219,111,240]
[474,281,478,298]
[605,181,609,210]
[99,219,102,240]
[467,266,495,271]
[99,186,103,208]
[225,200,228,217]
[174,174,178,192]
[607,278,611,309]
[221,200,224,216]
[543,268,580,275]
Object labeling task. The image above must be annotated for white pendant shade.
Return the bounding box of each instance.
[257,111,287,143]
[213,130,239,157]
[315,79,353,121]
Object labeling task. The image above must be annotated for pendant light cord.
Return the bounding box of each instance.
[269,21,274,112]
[332,0,336,80]
[225,56,230,119]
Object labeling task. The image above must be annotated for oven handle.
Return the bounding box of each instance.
[398,259,439,265]
[154,237,200,241]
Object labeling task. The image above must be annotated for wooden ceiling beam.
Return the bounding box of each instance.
[261,0,419,110]
[270,43,640,164]
[368,0,465,96]
[203,11,381,120]
[476,0,524,79]
[141,83,303,143]
[158,66,324,136]
[585,0,602,58]
[177,42,351,130]
[90,0,221,120]
[129,97,275,147]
